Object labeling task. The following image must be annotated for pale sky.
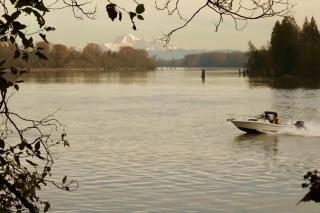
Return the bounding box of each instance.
[42,0,320,50]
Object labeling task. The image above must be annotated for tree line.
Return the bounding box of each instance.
[0,42,156,71]
[247,16,320,77]
[157,51,247,68]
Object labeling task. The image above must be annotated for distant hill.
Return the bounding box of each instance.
[157,51,248,68]
[149,48,207,60]
[102,34,244,61]
[181,51,248,68]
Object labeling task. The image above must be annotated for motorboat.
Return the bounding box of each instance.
[228,111,306,134]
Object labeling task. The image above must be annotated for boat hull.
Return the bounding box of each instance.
[231,120,295,134]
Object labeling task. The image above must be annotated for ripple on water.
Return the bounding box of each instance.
[14,70,320,212]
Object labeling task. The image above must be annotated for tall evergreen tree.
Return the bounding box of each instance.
[270,17,300,75]
[299,17,320,76]
[247,16,320,78]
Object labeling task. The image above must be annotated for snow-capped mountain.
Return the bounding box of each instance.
[103,34,165,52]
[102,34,239,60]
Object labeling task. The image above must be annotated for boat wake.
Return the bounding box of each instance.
[278,121,320,137]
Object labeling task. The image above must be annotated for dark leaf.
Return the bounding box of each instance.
[17,31,26,40]
[22,7,33,15]
[45,166,51,172]
[10,36,15,44]
[22,37,33,48]
[36,1,49,12]
[62,175,67,184]
[36,154,45,160]
[63,140,70,147]
[0,36,8,42]
[39,33,48,43]
[119,12,122,21]
[132,24,137,31]
[32,9,45,27]
[25,142,33,150]
[14,84,19,91]
[106,4,118,21]
[26,159,38,167]
[136,4,145,14]
[137,15,144,20]
[10,10,21,21]
[16,0,32,8]
[14,155,20,166]
[2,14,10,22]
[12,21,26,30]
[14,49,20,59]
[45,26,55,31]
[0,139,4,149]
[18,142,25,150]
[35,141,40,150]
[44,202,50,212]
[35,51,48,60]
[129,12,136,20]
[11,67,18,75]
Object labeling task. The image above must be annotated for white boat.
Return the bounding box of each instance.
[228,111,305,134]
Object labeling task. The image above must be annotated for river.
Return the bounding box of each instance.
[10,69,320,212]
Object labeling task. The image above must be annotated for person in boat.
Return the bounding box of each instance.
[273,113,279,124]
[265,111,273,123]
[264,111,279,124]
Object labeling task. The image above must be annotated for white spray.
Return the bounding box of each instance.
[279,121,320,137]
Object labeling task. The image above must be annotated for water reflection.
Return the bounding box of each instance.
[23,70,151,84]
[234,134,279,158]
[248,77,320,89]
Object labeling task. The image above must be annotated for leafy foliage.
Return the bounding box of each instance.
[298,170,320,204]
[106,3,145,31]
[0,0,95,211]
[0,63,78,212]
[0,0,54,63]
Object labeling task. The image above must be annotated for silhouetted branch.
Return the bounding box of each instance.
[156,0,294,47]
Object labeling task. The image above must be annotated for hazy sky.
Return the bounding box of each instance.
[42,0,320,50]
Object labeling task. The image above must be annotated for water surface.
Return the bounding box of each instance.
[11,70,320,212]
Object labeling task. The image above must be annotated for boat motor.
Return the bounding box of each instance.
[294,121,305,129]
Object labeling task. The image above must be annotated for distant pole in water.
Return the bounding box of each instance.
[201,69,206,83]
[239,69,241,77]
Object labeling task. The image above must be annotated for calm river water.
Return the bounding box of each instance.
[11,70,320,212]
